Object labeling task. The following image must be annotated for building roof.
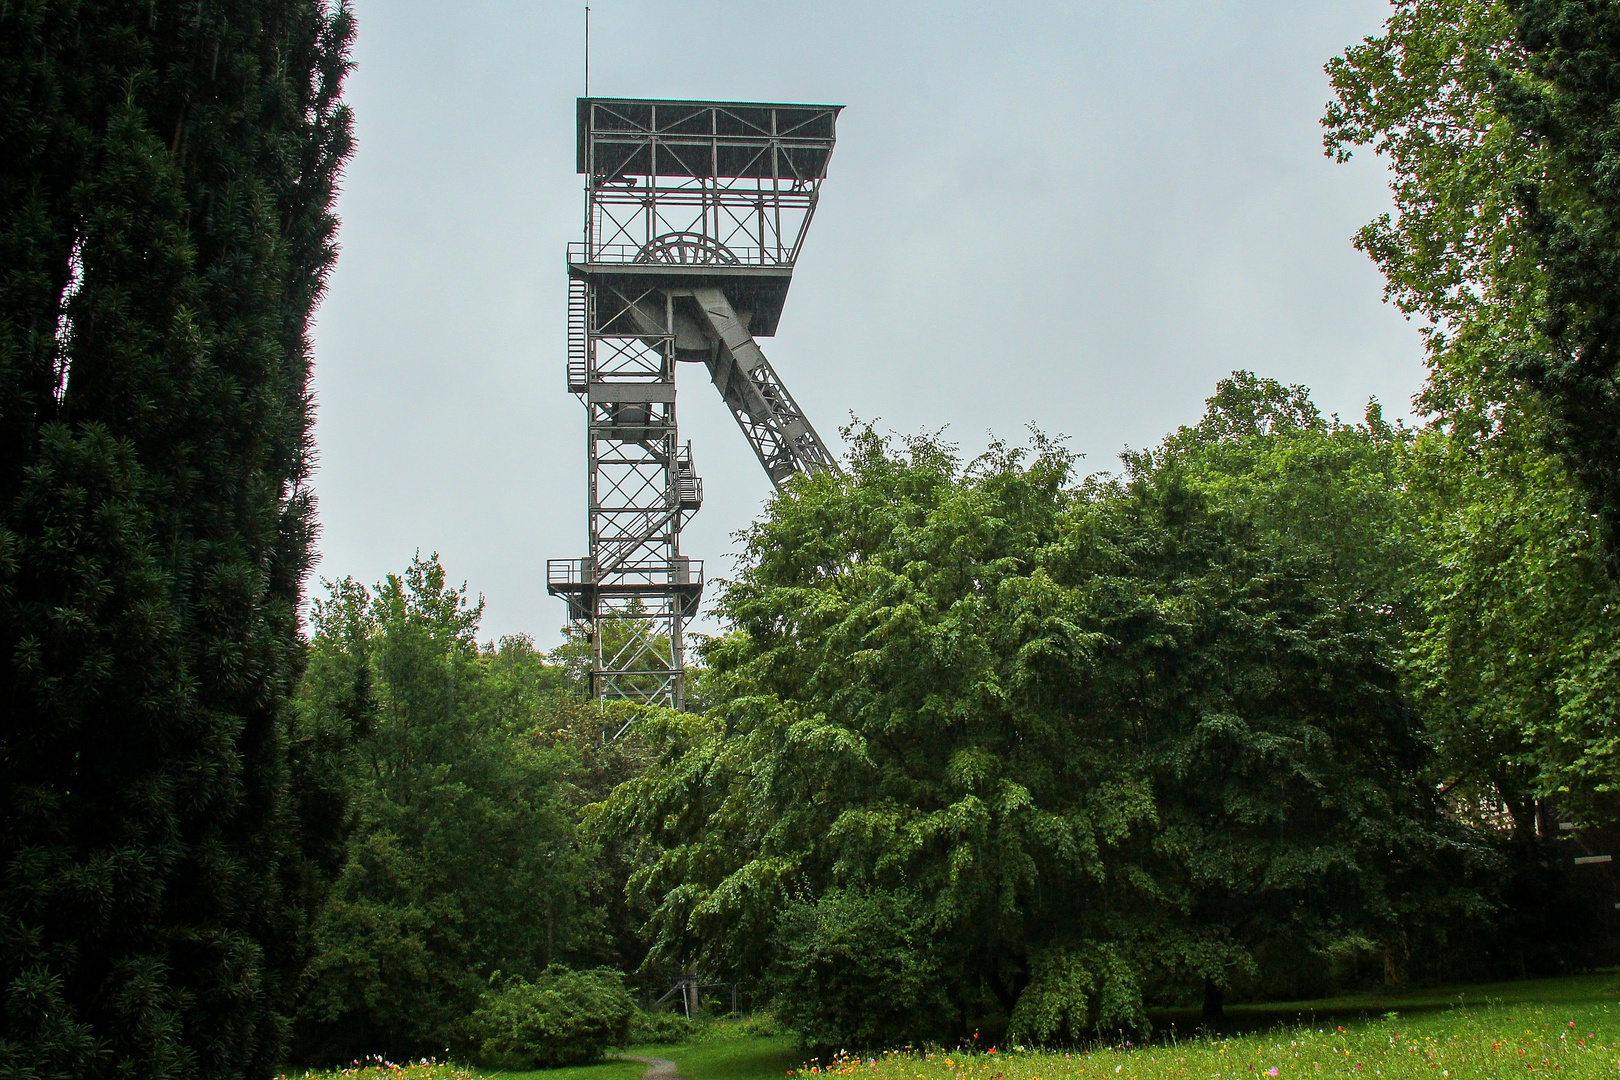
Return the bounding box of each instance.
[577,97,843,180]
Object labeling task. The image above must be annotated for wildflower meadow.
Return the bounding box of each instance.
[280,993,1620,1080]
[277,1056,482,1080]
[791,1004,1620,1080]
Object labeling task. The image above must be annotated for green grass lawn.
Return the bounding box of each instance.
[286,971,1620,1080]
[484,1057,647,1080]
[1152,972,1620,1038]
[824,998,1620,1078]
[824,972,1620,1080]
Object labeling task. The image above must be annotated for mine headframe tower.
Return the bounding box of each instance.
[548,97,842,709]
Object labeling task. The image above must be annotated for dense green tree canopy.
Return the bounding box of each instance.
[1325,0,1620,812]
[290,554,680,1065]
[1133,372,1419,622]
[1323,0,1540,429]
[1404,425,1620,824]
[293,556,604,1062]
[1498,0,1620,576]
[0,3,353,1077]
[605,415,1475,1047]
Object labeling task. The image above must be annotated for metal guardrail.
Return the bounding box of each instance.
[547,558,703,588]
[568,241,789,267]
[546,558,591,587]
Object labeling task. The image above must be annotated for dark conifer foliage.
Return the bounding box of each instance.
[1499,1,1620,576]
[0,2,354,1077]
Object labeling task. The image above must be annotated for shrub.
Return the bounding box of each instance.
[768,889,956,1051]
[629,1007,698,1044]
[468,966,634,1069]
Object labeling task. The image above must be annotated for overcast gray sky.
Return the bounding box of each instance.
[309,0,1421,646]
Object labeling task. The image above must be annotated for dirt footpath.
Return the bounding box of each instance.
[620,1055,686,1080]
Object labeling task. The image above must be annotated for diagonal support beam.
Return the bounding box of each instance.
[688,287,838,487]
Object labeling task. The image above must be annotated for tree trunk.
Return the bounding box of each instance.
[1383,930,1409,987]
[1202,979,1224,1026]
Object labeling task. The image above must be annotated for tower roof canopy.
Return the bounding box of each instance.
[577,97,842,180]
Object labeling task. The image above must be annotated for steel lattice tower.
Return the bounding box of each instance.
[548,98,842,708]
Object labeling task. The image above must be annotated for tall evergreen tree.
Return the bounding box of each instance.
[0,3,354,1077]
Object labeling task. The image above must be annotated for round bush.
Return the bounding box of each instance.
[768,889,956,1051]
[629,1007,697,1044]
[469,966,634,1070]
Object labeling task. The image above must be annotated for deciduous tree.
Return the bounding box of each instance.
[294,556,601,1064]
[1498,0,1620,576]
[1325,0,1620,811]
[604,423,1471,1046]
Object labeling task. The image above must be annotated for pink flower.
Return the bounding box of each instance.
[1268,1069,1279,1076]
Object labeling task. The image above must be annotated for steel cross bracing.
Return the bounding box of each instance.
[690,288,838,483]
[549,98,842,709]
